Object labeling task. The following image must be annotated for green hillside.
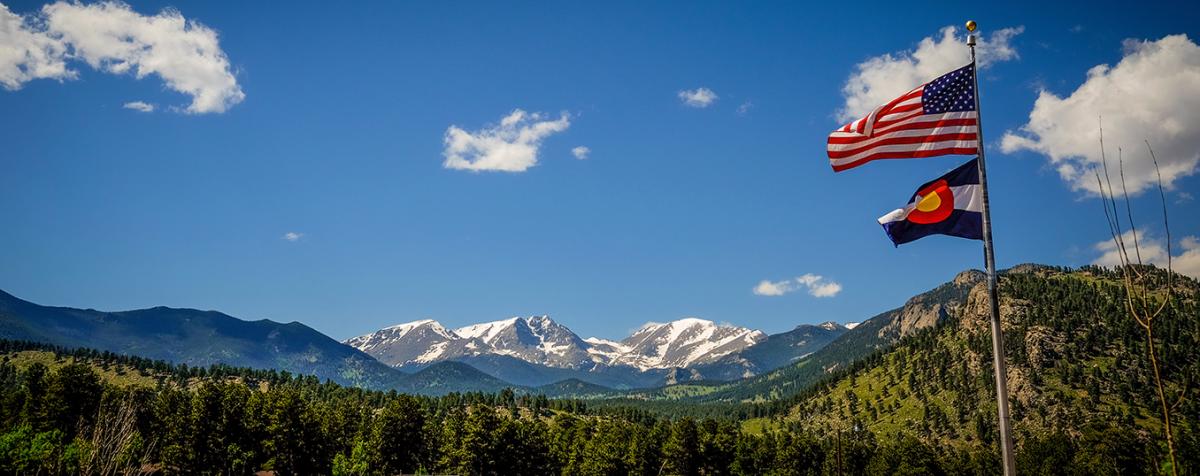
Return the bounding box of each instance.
[768,265,1199,473]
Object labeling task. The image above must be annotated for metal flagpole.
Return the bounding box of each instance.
[966,20,1017,476]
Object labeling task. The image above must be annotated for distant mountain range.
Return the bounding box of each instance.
[0,287,853,393]
[346,315,848,388]
[0,289,522,395]
[0,289,405,389]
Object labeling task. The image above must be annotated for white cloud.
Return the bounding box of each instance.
[838,25,1023,122]
[282,232,303,242]
[737,101,753,116]
[571,146,590,160]
[1001,34,1200,195]
[753,279,796,296]
[443,109,571,172]
[1092,229,1200,279]
[0,1,243,114]
[1180,237,1200,279]
[0,3,71,89]
[753,273,843,298]
[122,100,154,112]
[797,274,843,297]
[678,87,717,108]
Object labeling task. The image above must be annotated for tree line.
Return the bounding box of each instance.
[0,342,1186,474]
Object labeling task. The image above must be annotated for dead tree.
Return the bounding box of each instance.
[1093,125,1181,475]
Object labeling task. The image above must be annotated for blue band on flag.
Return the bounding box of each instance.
[882,209,983,246]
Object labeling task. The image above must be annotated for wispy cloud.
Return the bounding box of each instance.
[443,109,571,172]
[123,101,155,112]
[1002,34,1200,195]
[678,87,718,108]
[737,101,753,116]
[571,146,590,160]
[0,1,243,114]
[282,232,304,242]
[838,25,1022,122]
[753,273,842,298]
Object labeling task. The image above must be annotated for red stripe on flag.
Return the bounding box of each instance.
[831,147,979,172]
[827,119,979,144]
[826,133,979,158]
[870,116,976,135]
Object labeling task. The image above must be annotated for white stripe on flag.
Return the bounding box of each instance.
[953,184,983,213]
[828,112,978,139]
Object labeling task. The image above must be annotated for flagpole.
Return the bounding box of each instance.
[967,21,1017,476]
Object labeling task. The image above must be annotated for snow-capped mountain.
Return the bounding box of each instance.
[348,316,764,371]
[344,319,460,366]
[454,316,594,369]
[346,316,834,388]
[600,318,766,370]
[346,315,593,369]
[693,321,849,380]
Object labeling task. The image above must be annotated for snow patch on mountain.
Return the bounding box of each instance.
[455,317,520,343]
[350,316,769,373]
[609,318,767,370]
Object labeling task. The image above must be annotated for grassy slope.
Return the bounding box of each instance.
[1,350,161,388]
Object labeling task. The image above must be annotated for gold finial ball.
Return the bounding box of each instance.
[965,20,977,32]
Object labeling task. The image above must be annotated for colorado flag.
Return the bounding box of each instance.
[878,158,984,246]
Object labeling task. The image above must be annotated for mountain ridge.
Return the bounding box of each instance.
[0,289,411,390]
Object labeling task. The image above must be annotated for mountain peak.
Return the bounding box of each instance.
[673,317,715,326]
[953,269,986,286]
[635,317,718,333]
[367,319,455,341]
[381,318,443,332]
[619,317,766,369]
[455,317,523,343]
[818,321,843,331]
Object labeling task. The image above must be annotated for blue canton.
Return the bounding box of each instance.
[921,64,976,114]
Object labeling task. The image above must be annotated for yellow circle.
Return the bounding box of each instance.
[916,192,942,212]
[966,20,977,32]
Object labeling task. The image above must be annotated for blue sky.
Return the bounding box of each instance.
[2,1,1198,341]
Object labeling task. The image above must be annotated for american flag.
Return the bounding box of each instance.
[827,64,979,172]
